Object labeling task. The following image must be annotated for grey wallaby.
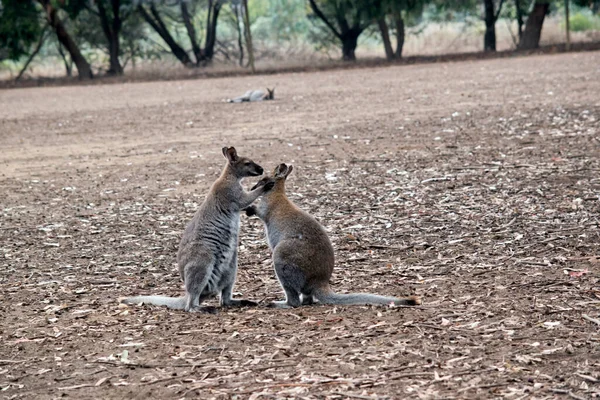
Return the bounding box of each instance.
[120,147,274,312]
[245,164,421,308]
[227,88,275,103]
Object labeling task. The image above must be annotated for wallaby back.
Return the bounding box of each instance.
[247,164,421,308]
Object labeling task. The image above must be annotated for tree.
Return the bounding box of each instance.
[95,0,134,75]
[38,0,94,79]
[307,0,377,60]
[376,1,428,60]
[376,1,408,60]
[517,1,550,49]
[69,2,148,75]
[0,0,91,79]
[483,0,505,51]
[0,0,42,61]
[137,0,223,67]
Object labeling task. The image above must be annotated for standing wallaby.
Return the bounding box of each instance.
[120,147,274,312]
[245,164,421,308]
[227,88,275,103]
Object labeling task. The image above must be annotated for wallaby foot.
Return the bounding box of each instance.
[189,305,219,314]
[268,300,295,309]
[301,295,316,305]
[223,299,258,307]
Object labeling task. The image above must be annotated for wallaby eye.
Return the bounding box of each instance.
[245,162,251,166]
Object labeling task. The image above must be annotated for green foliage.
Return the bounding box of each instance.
[423,0,478,23]
[572,0,600,12]
[0,0,42,61]
[567,10,600,31]
[250,0,313,43]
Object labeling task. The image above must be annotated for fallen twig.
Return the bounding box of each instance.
[582,314,600,326]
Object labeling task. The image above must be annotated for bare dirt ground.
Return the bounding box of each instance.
[0,52,599,400]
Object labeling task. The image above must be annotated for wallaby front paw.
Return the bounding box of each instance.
[244,206,257,217]
[239,299,258,307]
[263,181,275,192]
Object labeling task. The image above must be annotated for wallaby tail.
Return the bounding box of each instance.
[314,287,420,306]
[119,295,188,310]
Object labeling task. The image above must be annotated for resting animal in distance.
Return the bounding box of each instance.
[245,163,421,308]
[227,88,275,103]
[120,147,273,312]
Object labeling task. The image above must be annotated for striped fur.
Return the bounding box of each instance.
[120,147,272,312]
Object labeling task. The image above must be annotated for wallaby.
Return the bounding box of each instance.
[245,164,421,308]
[227,88,275,103]
[120,147,274,312]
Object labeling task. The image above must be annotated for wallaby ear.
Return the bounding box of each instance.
[223,146,238,163]
[273,163,288,178]
[285,165,293,178]
[267,88,275,98]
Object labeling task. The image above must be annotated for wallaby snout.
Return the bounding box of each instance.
[250,164,264,176]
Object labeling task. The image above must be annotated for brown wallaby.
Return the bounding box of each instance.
[245,164,421,308]
[120,147,274,312]
[227,88,275,103]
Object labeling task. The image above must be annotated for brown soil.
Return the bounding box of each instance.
[0,51,599,400]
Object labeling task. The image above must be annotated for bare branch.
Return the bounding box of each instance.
[308,0,342,39]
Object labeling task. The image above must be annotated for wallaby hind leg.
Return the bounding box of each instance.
[183,257,214,312]
[220,249,258,307]
[271,261,305,308]
[269,285,301,308]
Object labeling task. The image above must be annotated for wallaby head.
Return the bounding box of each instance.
[266,87,275,100]
[251,163,293,193]
[222,146,264,178]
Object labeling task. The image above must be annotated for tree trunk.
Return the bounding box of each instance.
[392,8,404,58]
[234,4,244,66]
[107,32,122,74]
[242,0,255,72]
[518,2,549,50]
[57,43,72,77]
[565,0,571,51]
[484,0,497,51]
[377,17,394,60]
[515,0,524,39]
[94,0,123,74]
[110,0,123,74]
[203,1,222,62]
[137,4,193,67]
[39,0,93,80]
[341,30,359,61]
[181,0,202,64]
